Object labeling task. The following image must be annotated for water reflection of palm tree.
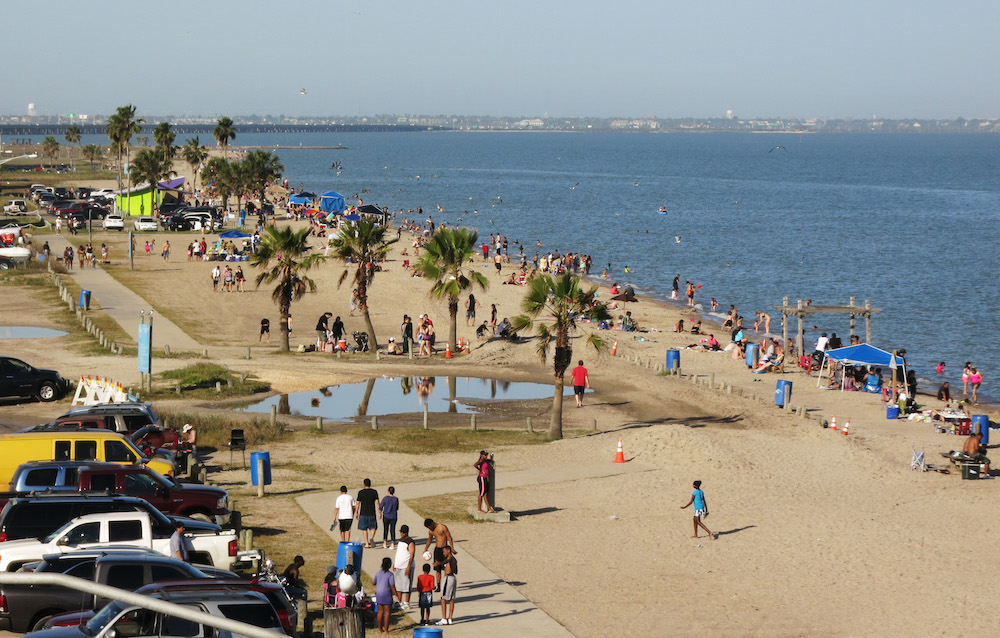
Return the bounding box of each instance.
[278,394,290,415]
[448,376,457,413]
[358,378,376,417]
[490,378,497,399]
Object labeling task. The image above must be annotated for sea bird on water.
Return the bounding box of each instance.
[769,146,786,153]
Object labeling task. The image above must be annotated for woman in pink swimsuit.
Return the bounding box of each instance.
[962,362,972,396]
[969,368,983,404]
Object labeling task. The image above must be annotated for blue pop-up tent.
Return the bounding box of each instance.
[288,192,316,205]
[820,344,907,390]
[319,191,346,214]
[219,230,250,239]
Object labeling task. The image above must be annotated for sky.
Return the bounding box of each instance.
[3,0,998,120]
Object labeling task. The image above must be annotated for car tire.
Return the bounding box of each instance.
[32,614,56,632]
[37,381,58,402]
[0,258,14,270]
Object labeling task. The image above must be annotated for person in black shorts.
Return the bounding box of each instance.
[259,318,270,343]
[356,478,381,548]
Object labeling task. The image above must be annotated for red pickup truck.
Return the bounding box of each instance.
[3,461,232,526]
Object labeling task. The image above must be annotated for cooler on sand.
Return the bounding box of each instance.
[886,405,900,420]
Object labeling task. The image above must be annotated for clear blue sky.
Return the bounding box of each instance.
[4,0,998,119]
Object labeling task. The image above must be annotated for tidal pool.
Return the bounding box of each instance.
[0,326,68,339]
[236,376,572,421]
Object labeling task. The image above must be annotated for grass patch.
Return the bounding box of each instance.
[349,428,550,454]
[407,493,479,525]
[156,408,286,448]
[149,363,271,399]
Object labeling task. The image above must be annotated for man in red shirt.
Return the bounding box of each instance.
[570,360,591,408]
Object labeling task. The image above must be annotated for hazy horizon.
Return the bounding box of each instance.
[4,0,998,120]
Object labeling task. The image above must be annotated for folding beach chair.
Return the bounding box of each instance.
[910,446,926,472]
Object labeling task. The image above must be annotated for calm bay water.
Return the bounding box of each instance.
[84,131,1000,396]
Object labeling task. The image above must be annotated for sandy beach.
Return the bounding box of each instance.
[2,160,999,637]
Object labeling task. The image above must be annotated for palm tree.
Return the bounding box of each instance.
[329,219,398,351]
[510,272,611,439]
[241,150,284,211]
[64,125,81,166]
[152,122,176,170]
[201,157,238,214]
[213,117,237,159]
[415,227,489,354]
[250,226,325,352]
[108,105,144,211]
[181,137,209,195]
[81,144,103,170]
[41,136,60,169]
[130,148,175,216]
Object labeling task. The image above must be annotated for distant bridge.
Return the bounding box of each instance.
[0,123,447,136]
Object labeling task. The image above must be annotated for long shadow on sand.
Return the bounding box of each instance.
[510,506,561,518]
[716,525,756,537]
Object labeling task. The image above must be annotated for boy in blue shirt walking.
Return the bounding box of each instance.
[681,480,715,540]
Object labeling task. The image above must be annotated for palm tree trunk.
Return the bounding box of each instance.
[279,298,291,352]
[359,282,378,350]
[358,378,376,416]
[549,375,565,439]
[448,298,459,353]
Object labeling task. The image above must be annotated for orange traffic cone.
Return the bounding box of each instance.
[610,340,618,356]
[613,439,626,463]
[843,420,850,436]
[445,343,452,359]
[457,337,465,351]
[830,415,837,432]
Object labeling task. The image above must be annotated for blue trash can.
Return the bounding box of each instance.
[775,380,792,407]
[665,349,680,372]
[336,541,364,589]
[886,405,900,420]
[78,290,91,310]
[745,343,759,368]
[249,451,271,486]
[973,415,990,444]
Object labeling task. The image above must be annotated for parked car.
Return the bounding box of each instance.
[3,199,28,214]
[133,216,158,232]
[7,461,231,525]
[57,402,162,428]
[0,356,71,403]
[37,194,57,209]
[101,215,124,231]
[0,509,238,572]
[0,549,218,632]
[0,493,221,545]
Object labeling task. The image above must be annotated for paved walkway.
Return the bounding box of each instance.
[47,234,203,351]
[297,462,651,637]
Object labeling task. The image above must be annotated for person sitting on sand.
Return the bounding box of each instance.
[864,369,883,393]
[386,337,402,355]
[675,319,685,333]
[690,320,702,335]
[937,381,951,402]
[476,322,489,339]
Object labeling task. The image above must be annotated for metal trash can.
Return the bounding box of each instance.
[249,451,271,486]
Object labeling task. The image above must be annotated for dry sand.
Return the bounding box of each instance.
[2,164,999,637]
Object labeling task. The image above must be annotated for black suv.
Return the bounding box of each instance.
[0,493,220,543]
[0,356,72,403]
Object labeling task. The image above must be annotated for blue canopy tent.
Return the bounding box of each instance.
[820,344,907,390]
[319,191,346,214]
[288,192,316,205]
[219,230,251,239]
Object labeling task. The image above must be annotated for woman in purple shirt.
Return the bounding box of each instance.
[380,487,400,549]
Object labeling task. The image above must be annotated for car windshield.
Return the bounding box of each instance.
[84,601,126,636]
[42,519,77,543]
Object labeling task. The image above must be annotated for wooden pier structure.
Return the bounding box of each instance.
[772,296,882,354]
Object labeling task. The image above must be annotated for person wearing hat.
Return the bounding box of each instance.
[181,423,197,455]
[386,336,401,355]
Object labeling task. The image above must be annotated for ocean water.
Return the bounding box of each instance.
[82,131,1000,397]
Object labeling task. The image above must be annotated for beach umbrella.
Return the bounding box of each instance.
[610,292,638,302]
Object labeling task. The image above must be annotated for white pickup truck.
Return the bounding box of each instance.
[0,511,238,572]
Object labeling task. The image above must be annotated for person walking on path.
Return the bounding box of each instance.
[211,265,220,291]
[161,240,170,262]
[423,518,456,592]
[393,524,416,609]
[373,557,398,634]
[416,563,435,625]
[434,545,458,625]
[380,486,399,549]
[356,478,381,548]
[259,318,270,343]
[681,480,715,540]
[571,360,591,408]
[474,451,497,513]
[332,485,356,542]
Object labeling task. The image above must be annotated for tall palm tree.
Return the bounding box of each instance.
[41,136,60,169]
[201,157,238,214]
[241,150,284,211]
[416,227,489,353]
[329,219,398,351]
[250,226,325,352]
[152,122,176,169]
[130,148,175,216]
[510,272,610,439]
[108,105,144,212]
[81,144,103,170]
[213,117,237,159]
[64,125,81,166]
[181,137,209,195]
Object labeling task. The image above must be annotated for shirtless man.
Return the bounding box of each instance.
[963,433,992,478]
[423,519,456,591]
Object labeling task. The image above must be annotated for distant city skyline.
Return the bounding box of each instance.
[3,0,997,120]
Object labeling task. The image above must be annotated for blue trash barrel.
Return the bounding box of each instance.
[78,290,91,310]
[413,628,444,637]
[665,349,680,371]
[775,380,792,407]
[886,405,900,420]
[973,415,989,445]
[336,541,364,588]
[745,343,759,368]
[249,451,271,486]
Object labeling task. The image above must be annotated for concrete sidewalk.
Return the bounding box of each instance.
[297,462,651,637]
[47,234,203,351]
